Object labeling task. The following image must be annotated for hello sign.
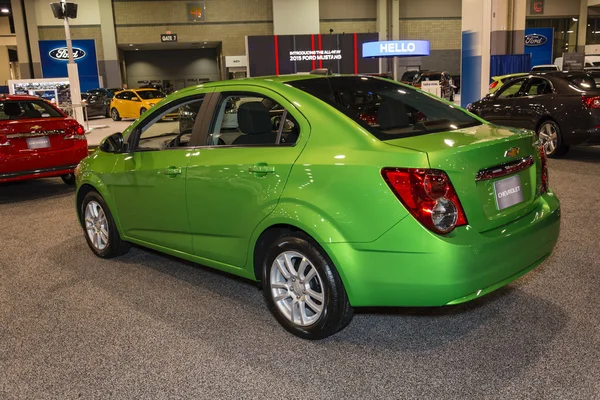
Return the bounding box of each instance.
[48,47,87,61]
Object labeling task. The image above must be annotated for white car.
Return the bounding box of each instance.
[531,64,560,72]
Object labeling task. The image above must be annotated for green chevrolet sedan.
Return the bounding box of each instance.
[75,75,560,339]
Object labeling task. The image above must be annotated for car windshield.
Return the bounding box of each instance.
[137,90,165,100]
[401,71,419,81]
[287,76,480,140]
[0,100,62,120]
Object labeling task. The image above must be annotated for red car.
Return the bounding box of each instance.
[0,95,88,184]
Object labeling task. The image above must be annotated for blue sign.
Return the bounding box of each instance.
[362,40,430,58]
[38,39,100,92]
[524,28,553,67]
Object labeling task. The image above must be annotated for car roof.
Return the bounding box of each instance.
[532,64,558,68]
[0,94,47,101]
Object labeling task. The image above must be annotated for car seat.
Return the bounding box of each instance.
[377,101,410,133]
[3,102,23,117]
[232,102,277,145]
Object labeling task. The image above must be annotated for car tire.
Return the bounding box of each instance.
[262,232,353,340]
[105,107,110,118]
[80,191,130,258]
[140,107,147,116]
[61,173,76,185]
[111,108,121,121]
[537,120,569,158]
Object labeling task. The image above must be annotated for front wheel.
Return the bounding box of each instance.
[140,107,147,116]
[80,191,130,258]
[111,108,121,121]
[262,232,353,340]
[537,120,569,158]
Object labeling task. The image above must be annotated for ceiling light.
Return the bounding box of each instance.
[203,41,207,44]
[573,18,578,22]
[135,48,139,51]
[1,8,9,13]
[129,44,133,46]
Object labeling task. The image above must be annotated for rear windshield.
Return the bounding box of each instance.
[287,76,480,140]
[586,71,600,86]
[137,90,165,100]
[568,75,597,90]
[0,100,62,120]
[531,66,558,72]
[400,71,419,81]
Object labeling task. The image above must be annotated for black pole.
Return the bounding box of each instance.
[20,0,34,78]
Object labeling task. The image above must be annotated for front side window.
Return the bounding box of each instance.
[137,90,166,100]
[135,97,204,151]
[0,100,62,120]
[288,76,479,140]
[524,78,553,96]
[206,93,299,146]
[497,79,526,99]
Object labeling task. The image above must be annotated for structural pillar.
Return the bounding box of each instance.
[490,0,526,55]
[391,0,399,80]
[11,0,42,78]
[376,0,389,74]
[578,0,588,52]
[272,0,319,35]
[461,0,492,107]
[98,0,122,87]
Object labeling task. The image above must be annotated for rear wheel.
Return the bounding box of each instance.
[61,173,76,185]
[262,232,353,340]
[104,106,110,118]
[537,120,569,158]
[111,108,121,121]
[80,191,130,258]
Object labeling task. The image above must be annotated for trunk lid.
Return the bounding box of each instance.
[384,124,540,233]
[0,118,78,155]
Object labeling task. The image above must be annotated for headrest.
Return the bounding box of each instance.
[237,102,272,135]
[3,102,22,116]
[378,101,409,130]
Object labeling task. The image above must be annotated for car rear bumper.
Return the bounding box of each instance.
[0,141,88,183]
[322,192,560,307]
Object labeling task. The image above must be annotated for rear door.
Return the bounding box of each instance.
[185,87,308,267]
[479,77,527,126]
[513,77,554,129]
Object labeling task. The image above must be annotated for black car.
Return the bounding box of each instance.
[82,93,110,119]
[467,72,600,157]
[399,70,424,85]
[414,71,456,101]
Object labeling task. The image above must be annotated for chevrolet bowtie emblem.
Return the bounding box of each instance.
[504,147,520,158]
[30,125,42,132]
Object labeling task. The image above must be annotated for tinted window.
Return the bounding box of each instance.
[115,92,129,100]
[0,100,62,120]
[587,71,600,86]
[137,90,165,100]
[288,76,479,140]
[531,66,559,72]
[417,73,442,83]
[568,75,597,90]
[524,78,553,95]
[497,78,526,98]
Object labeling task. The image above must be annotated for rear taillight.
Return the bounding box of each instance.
[539,145,549,194]
[582,95,600,109]
[64,124,86,140]
[489,80,499,90]
[382,168,468,234]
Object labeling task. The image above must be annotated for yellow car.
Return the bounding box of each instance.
[109,88,175,121]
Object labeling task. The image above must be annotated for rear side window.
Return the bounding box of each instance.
[568,75,597,90]
[0,100,62,120]
[288,76,480,140]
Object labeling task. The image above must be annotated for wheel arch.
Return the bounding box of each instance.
[75,180,123,235]
[535,115,559,133]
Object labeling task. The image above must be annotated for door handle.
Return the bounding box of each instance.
[249,164,275,175]
[161,166,182,176]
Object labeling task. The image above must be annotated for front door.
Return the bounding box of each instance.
[109,95,207,253]
[480,77,527,127]
[185,88,308,268]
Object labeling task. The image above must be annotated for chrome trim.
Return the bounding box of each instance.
[0,140,10,146]
[6,130,65,139]
[0,163,79,179]
[475,156,534,181]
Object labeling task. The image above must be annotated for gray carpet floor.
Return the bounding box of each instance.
[1,146,599,399]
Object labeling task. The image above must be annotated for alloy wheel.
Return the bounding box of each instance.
[84,201,109,250]
[538,122,558,155]
[270,251,325,327]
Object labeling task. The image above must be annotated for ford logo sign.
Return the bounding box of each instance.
[48,47,87,61]
[524,34,547,47]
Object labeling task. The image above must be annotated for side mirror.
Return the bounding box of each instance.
[100,132,127,153]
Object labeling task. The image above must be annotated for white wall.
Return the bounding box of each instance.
[35,0,101,26]
[273,0,319,34]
